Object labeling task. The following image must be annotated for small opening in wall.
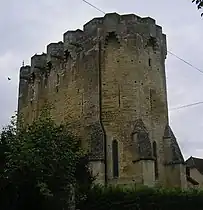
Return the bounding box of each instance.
[117,60,119,63]
[141,82,143,85]
[153,141,159,180]
[148,58,151,66]
[131,59,133,62]
[139,61,141,63]
[112,140,119,178]
[134,81,136,83]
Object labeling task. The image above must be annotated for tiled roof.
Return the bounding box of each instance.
[186,156,203,175]
[164,125,185,164]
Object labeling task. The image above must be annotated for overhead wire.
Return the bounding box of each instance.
[167,51,203,74]
[81,0,203,112]
[82,0,106,14]
[170,101,203,111]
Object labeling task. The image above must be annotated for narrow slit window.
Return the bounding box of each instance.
[112,140,119,178]
[153,141,158,179]
[149,58,151,66]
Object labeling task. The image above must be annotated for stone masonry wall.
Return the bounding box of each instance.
[18,13,185,188]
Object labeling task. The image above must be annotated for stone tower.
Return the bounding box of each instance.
[18,13,186,188]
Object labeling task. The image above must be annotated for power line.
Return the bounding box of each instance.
[82,0,203,76]
[81,0,106,14]
[167,51,203,74]
[170,101,203,111]
[81,0,203,112]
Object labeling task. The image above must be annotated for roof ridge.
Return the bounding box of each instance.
[192,156,203,160]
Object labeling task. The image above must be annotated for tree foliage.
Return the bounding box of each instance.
[78,185,203,210]
[0,112,93,210]
[192,0,203,16]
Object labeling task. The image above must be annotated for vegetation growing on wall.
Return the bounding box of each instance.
[78,185,203,210]
[1,108,203,210]
[192,0,203,16]
[0,109,93,210]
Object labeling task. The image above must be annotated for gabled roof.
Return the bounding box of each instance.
[186,156,203,175]
[164,125,184,164]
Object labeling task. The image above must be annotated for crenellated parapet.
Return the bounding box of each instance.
[82,13,167,58]
[19,12,167,84]
[18,12,168,110]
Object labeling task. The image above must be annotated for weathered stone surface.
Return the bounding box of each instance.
[131,119,153,161]
[17,12,185,189]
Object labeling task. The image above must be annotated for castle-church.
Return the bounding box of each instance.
[18,13,187,188]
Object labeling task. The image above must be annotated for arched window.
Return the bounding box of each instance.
[153,141,158,179]
[112,140,119,178]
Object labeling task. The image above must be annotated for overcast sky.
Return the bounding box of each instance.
[0,0,203,159]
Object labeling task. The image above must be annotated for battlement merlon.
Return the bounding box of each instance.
[30,53,47,76]
[20,12,167,82]
[20,65,31,80]
[82,13,167,56]
[63,29,84,50]
[83,12,160,35]
[47,41,64,62]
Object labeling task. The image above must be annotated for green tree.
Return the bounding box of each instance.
[0,112,93,210]
[192,0,203,16]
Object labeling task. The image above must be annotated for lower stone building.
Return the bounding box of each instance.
[186,156,203,189]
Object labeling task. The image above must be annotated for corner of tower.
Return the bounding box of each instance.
[18,65,31,113]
